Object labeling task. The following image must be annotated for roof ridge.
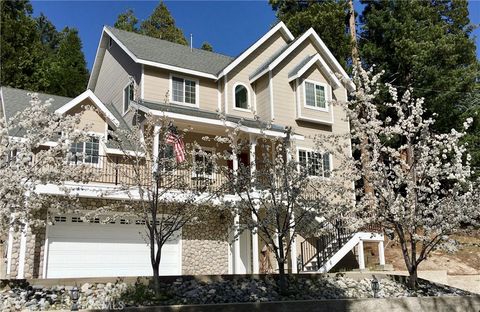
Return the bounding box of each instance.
[106,25,234,60]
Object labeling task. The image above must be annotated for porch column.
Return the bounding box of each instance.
[152,125,160,172]
[5,221,14,276]
[289,212,297,273]
[251,208,260,274]
[17,222,28,279]
[233,212,241,274]
[357,240,365,270]
[249,135,257,183]
[378,241,385,266]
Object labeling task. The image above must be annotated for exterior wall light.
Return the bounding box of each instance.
[70,286,79,311]
[371,276,380,298]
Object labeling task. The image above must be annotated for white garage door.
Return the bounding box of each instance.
[45,215,181,278]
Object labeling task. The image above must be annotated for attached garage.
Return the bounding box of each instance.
[44,215,181,278]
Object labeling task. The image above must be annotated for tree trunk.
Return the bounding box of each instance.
[152,265,161,297]
[276,235,288,294]
[408,265,418,289]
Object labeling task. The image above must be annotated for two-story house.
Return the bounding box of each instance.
[1,22,384,280]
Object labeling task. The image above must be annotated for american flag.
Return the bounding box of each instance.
[165,125,186,163]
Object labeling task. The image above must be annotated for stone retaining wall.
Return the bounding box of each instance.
[90,296,480,312]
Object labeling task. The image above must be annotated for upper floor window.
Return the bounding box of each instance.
[70,137,100,164]
[298,149,331,178]
[304,81,327,110]
[172,76,197,105]
[234,84,249,110]
[123,82,134,114]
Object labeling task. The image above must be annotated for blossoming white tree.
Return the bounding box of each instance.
[0,93,92,236]
[347,66,479,288]
[104,109,216,297]
[215,121,356,293]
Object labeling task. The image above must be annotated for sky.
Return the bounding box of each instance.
[30,0,480,71]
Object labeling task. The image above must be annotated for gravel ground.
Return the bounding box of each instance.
[0,275,474,311]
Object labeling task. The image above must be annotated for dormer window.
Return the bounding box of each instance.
[171,75,198,106]
[234,84,249,110]
[123,82,134,114]
[304,80,328,111]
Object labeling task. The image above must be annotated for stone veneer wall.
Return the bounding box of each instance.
[182,211,231,275]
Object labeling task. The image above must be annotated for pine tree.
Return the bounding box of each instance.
[200,41,213,52]
[47,27,89,97]
[0,0,44,90]
[114,9,138,32]
[139,2,188,45]
[270,0,352,69]
[360,0,479,133]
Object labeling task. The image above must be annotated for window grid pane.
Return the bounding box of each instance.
[184,79,196,104]
[315,85,326,108]
[305,82,315,107]
[172,77,184,102]
[323,153,331,178]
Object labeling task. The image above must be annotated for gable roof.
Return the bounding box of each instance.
[249,28,355,91]
[288,54,342,89]
[218,21,294,79]
[55,89,120,127]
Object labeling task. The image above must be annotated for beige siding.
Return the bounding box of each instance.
[254,75,270,120]
[67,99,107,135]
[227,31,289,119]
[271,38,349,146]
[143,66,219,113]
[93,38,141,121]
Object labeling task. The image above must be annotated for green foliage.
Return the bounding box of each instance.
[0,0,89,97]
[200,41,213,52]
[113,2,188,46]
[360,0,479,134]
[270,0,352,69]
[140,2,188,45]
[114,9,139,32]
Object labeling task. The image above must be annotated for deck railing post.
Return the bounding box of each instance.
[115,157,119,185]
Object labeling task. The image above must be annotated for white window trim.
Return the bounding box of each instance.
[232,82,251,113]
[192,146,216,179]
[122,81,134,116]
[169,73,200,108]
[302,79,330,112]
[296,146,332,179]
[69,133,104,167]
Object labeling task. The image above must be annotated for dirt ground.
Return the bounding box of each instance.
[383,231,480,275]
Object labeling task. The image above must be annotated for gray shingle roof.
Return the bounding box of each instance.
[249,38,298,80]
[288,55,315,79]
[1,86,73,121]
[107,26,235,76]
[138,100,287,133]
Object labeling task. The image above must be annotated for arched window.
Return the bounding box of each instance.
[234,84,248,109]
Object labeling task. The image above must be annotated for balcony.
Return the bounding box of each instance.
[70,155,228,193]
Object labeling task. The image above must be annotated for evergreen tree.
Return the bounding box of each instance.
[114,9,139,32]
[47,27,89,97]
[139,2,188,45]
[360,0,479,133]
[0,0,43,90]
[200,41,213,52]
[270,0,352,69]
[1,0,89,97]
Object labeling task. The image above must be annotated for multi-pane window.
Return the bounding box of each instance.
[70,137,100,164]
[123,82,134,113]
[194,149,213,177]
[172,76,197,105]
[298,149,331,178]
[305,81,327,109]
[235,85,248,109]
